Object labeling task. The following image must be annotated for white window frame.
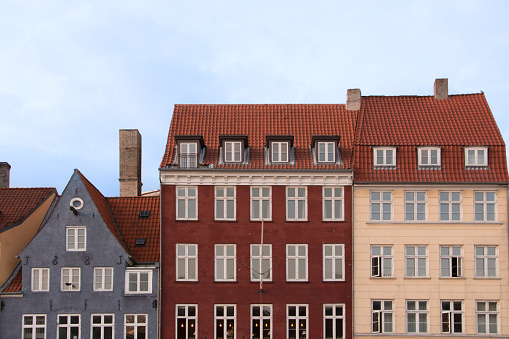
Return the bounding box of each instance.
[405,246,428,278]
[286,187,307,221]
[373,147,396,166]
[323,304,345,339]
[271,141,289,163]
[251,304,272,339]
[61,267,80,291]
[405,191,426,221]
[176,305,198,339]
[440,246,462,278]
[93,267,113,291]
[176,186,198,220]
[418,147,441,166]
[124,314,148,339]
[179,142,198,168]
[215,244,236,282]
[251,186,272,221]
[57,314,81,339]
[66,226,86,251]
[250,244,272,282]
[474,191,496,221]
[317,141,336,163]
[476,301,498,334]
[439,191,461,221]
[215,186,236,221]
[32,268,50,292]
[224,141,242,163]
[322,187,344,221]
[176,244,198,281]
[406,300,428,333]
[372,300,393,333]
[371,245,393,278]
[323,244,345,281]
[91,314,114,339]
[475,246,498,278]
[465,147,488,167]
[125,270,152,294]
[287,304,308,339]
[286,244,308,281]
[441,300,463,334]
[370,191,392,221]
[22,314,46,339]
[214,304,236,339]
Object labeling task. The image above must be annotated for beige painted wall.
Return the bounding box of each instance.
[353,185,509,337]
[0,193,56,286]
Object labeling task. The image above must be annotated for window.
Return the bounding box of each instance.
[32,268,49,292]
[441,301,463,333]
[61,268,80,291]
[287,305,308,339]
[66,226,86,251]
[215,305,236,339]
[251,244,272,281]
[57,314,81,339]
[179,142,198,168]
[440,246,462,278]
[405,246,427,277]
[475,246,497,278]
[323,244,344,281]
[372,300,393,333]
[465,147,488,167]
[215,244,236,281]
[370,192,392,221]
[251,305,272,339]
[125,270,152,294]
[94,267,113,291]
[418,147,440,166]
[317,142,335,163]
[406,300,428,333]
[371,245,393,277]
[22,315,46,339]
[271,141,289,163]
[91,314,114,339]
[405,192,426,221]
[373,147,396,166]
[224,141,242,162]
[324,304,344,339]
[477,301,498,334]
[215,187,236,220]
[176,244,198,281]
[251,187,272,221]
[176,305,197,339]
[323,187,344,221]
[286,187,307,221]
[176,186,198,220]
[474,191,496,221]
[287,244,308,281]
[440,192,461,221]
[125,314,147,339]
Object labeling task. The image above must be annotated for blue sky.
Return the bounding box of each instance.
[1,1,508,196]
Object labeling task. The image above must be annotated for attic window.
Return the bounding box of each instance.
[219,135,249,164]
[139,211,150,218]
[312,136,340,164]
[135,238,146,247]
[266,135,294,164]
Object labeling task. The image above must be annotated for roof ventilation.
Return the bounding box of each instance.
[135,238,146,247]
[139,211,150,218]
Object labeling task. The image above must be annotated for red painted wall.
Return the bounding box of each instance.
[161,184,353,339]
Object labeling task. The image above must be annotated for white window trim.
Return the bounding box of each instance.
[372,300,394,333]
[215,186,236,221]
[440,246,463,278]
[475,246,498,278]
[179,141,198,168]
[124,314,148,339]
[176,244,198,281]
[57,314,81,339]
[22,314,47,339]
[125,269,152,294]
[441,300,463,334]
[406,300,428,334]
[90,314,114,338]
[61,267,81,292]
[250,186,272,221]
[32,268,50,292]
[405,246,428,278]
[371,245,393,278]
[286,186,308,221]
[251,304,272,339]
[224,141,242,163]
[465,146,488,167]
[323,304,345,339]
[286,244,308,282]
[175,304,198,339]
[287,304,309,339]
[373,147,396,166]
[418,147,441,166]
[370,191,393,221]
[439,191,462,222]
[214,304,236,339]
[323,244,345,281]
[317,141,336,163]
[322,187,344,221]
[250,244,272,282]
[93,267,113,291]
[66,226,86,251]
[271,141,289,163]
[214,244,236,282]
[176,186,198,220]
[474,191,497,222]
[476,301,499,334]
[404,191,427,222]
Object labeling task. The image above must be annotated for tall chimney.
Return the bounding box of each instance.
[346,89,361,111]
[119,129,142,196]
[0,162,10,188]
[434,78,448,100]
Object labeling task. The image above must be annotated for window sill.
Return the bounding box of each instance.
[367,221,503,225]
[404,277,431,280]
[124,292,156,297]
[369,277,396,280]
[438,277,466,280]
[473,277,501,280]
[214,280,238,283]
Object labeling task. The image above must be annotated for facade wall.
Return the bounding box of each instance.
[353,185,509,338]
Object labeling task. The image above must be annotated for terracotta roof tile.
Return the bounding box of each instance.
[1,266,22,293]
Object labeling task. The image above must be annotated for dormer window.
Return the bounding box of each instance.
[266,136,293,164]
[176,135,205,169]
[271,142,289,162]
[317,142,335,162]
[373,147,396,167]
[220,135,248,164]
[418,147,441,167]
[312,136,340,164]
[465,147,488,167]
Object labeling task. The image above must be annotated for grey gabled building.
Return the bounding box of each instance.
[0,169,160,339]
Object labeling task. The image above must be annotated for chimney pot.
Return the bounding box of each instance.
[434,78,448,100]
[0,162,11,188]
[346,89,361,110]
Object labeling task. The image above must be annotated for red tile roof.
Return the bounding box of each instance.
[107,196,160,263]
[1,265,22,293]
[161,104,358,170]
[0,187,56,231]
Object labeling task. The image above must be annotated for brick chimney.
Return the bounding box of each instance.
[434,78,448,100]
[0,162,10,188]
[346,89,361,110]
[119,129,142,196]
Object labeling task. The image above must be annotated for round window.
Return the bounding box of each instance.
[70,197,84,210]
